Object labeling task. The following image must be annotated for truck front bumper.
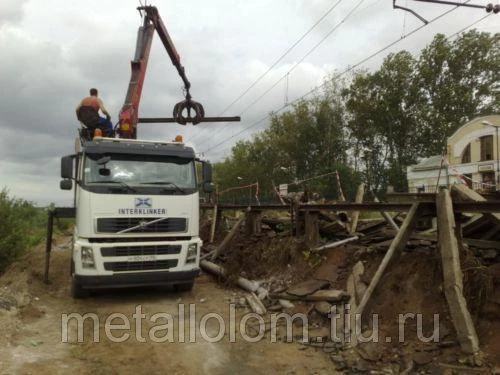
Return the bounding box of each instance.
[74,269,200,289]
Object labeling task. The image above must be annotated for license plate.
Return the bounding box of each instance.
[127,255,157,262]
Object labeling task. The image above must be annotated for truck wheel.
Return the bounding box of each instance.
[71,277,89,299]
[175,281,194,292]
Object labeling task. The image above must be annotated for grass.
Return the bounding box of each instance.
[0,189,58,273]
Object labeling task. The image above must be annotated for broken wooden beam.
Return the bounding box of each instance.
[211,214,245,260]
[436,188,479,354]
[313,236,359,252]
[355,203,422,320]
[246,292,267,315]
[373,194,400,231]
[451,184,500,224]
[269,289,349,302]
[209,204,218,243]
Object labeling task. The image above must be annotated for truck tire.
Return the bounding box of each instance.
[175,281,194,292]
[71,276,89,299]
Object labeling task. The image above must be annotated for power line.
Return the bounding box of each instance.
[446,13,492,40]
[238,0,366,117]
[192,0,365,147]
[201,2,472,155]
[217,0,344,117]
[188,0,345,147]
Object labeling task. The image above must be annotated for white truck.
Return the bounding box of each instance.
[60,136,213,297]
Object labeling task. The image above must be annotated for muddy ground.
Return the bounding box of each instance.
[0,239,335,375]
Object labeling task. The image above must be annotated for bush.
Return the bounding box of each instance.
[0,189,47,273]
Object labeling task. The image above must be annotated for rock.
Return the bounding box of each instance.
[0,295,17,311]
[413,352,433,366]
[278,299,294,309]
[330,354,344,363]
[356,341,382,362]
[314,301,332,316]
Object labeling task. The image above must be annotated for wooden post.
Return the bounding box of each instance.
[304,210,319,248]
[245,210,262,236]
[437,188,479,354]
[353,202,422,345]
[295,204,305,237]
[349,183,365,234]
[44,210,54,284]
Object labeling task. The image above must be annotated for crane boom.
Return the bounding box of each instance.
[118,5,240,139]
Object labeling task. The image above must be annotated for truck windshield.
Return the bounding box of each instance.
[83,153,196,194]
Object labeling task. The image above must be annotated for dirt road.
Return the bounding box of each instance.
[0,242,335,375]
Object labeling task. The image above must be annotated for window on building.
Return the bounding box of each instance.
[480,135,493,161]
[482,172,495,192]
[461,143,471,164]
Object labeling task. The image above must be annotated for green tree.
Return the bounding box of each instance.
[416,31,500,155]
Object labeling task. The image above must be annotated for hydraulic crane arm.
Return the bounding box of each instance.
[144,6,191,95]
[118,5,240,139]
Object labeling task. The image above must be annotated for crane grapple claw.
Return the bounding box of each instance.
[173,99,205,125]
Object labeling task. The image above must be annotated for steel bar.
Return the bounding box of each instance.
[138,116,241,123]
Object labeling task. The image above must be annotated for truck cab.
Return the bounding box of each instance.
[60,136,212,298]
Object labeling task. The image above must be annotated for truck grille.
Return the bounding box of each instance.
[97,217,187,233]
[104,260,178,272]
[101,245,182,257]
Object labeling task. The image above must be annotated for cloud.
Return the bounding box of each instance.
[0,0,28,26]
[0,0,498,205]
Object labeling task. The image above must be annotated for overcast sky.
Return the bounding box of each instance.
[0,0,497,206]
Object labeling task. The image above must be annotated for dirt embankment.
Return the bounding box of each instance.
[204,217,500,373]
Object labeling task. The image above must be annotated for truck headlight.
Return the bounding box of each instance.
[186,243,198,264]
[81,247,96,269]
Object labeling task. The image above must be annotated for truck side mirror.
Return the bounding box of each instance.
[61,155,75,179]
[203,182,214,193]
[60,179,73,190]
[202,162,212,183]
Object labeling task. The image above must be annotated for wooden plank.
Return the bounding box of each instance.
[451,184,500,223]
[481,223,500,240]
[287,279,329,297]
[464,238,500,250]
[313,236,359,252]
[354,203,422,319]
[437,188,479,354]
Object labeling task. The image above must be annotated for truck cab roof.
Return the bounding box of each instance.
[77,137,196,159]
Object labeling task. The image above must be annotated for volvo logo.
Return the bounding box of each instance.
[135,197,152,208]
